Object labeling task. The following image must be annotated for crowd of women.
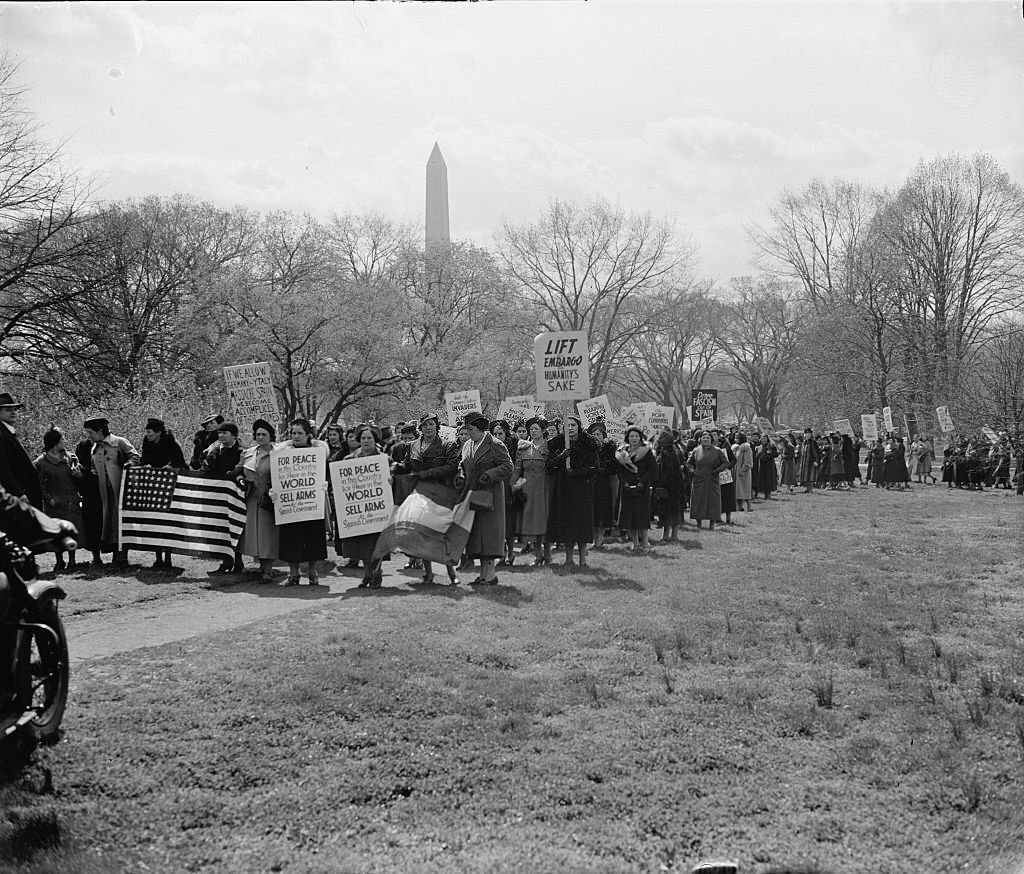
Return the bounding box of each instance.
[2,388,1018,589]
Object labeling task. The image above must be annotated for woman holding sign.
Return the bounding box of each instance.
[272,419,328,586]
[349,425,387,589]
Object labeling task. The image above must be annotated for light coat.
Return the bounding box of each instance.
[458,432,513,558]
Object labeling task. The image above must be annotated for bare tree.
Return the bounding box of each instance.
[498,198,690,393]
[717,276,803,423]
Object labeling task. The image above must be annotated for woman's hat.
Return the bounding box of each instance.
[586,418,607,435]
[490,419,511,435]
[419,412,440,428]
[525,416,547,434]
[84,417,108,430]
[0,393,23,409]
[400,422,418,436]
[146,418,166,433]
[465,413,489,431]
[216,421,239,436]
[43,426,63,450]
[252,418,276,439]
[201,412,224,426]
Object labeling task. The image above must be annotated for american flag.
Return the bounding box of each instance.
[118,467,246,561]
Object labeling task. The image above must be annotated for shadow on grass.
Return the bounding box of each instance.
[467,583,533,607]
[575,567,645,592]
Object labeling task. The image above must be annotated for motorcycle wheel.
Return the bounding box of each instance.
[27,600,69,744]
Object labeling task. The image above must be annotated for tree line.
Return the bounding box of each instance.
[2,58,1022,444]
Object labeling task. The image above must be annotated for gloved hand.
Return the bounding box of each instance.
[478,471,491,485]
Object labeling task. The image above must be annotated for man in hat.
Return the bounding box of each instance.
[84,416,142,567]
[0,392,42,509]
[190,412,225,470]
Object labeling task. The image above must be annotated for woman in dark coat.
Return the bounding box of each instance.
[653,430,685,542]
[35,427,86,572]
[869,441,886,486]
[457,414,514,586]
[546,416,599,569]
[140,417,188,569]
[828,434,846,490]
[273,418,328,586]
[797,428,818,493]
[615,426,657,552]
[754,434,779,499]
[716,432,737,524]
[490,420,520,567]
[686,431,730,530]
[74,437,104,566]
[588,420,619,548]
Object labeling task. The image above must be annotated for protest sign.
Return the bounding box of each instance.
[685,405,694,427]
[691,389,718,423]
[622,403,653,433]
[223,362,280,425]
[534,331,590,401]
[505,394,535,408]
[648,405,676,432]
[604,417,628,441]
[576,395,614,428]
[982,426,1000,443]
[833,418,855,437]
[270,444,327,525]
[497,400,533,427]
[860,414,879,442]
[329,454,394,538]
[444,390,482,427]
[936,406,955,434]
[882,406,894,433]
[439,424,457,442]
[700,416,717,430]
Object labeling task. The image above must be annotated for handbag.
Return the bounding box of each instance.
[259,492,274,511]
[469,489,494,511]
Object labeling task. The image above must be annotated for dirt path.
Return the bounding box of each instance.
[62,562,411,665]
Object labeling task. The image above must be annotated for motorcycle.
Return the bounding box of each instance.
[0,486,77,750]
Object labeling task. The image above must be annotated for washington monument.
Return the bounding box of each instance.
[425,142,450,249]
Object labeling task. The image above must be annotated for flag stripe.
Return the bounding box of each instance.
[119,467,246,560]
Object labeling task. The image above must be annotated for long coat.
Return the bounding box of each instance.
[734,442,754,500]
[797,437,819,485]
[234,445,278,559]
[92,434,142,545]
[546,433,599,544]
[593,438,620,529]
[0,424,42,508]
[34,451,87,548]
[754,443,779,495]
[458,433,513,559]
[513,440,551,537]
[616,445,657,530]
[686,445,730,521]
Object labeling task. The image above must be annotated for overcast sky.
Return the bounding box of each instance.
[2,1,1021,283]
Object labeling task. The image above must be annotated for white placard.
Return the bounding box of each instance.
[271,444,327,525]
[576,394,614,428]
[648,405,676,432]
[497,401,533,426]
[861,414,879,442]
[329,455,394,538]
[936,406,955,434]
[534,331,590,401]
[444,390,482,427]
[223,362,280,425]
[833,418,855,437]
[982,426,1000,443]
[882,406,894,433]
[505,394,535,408]
[439,424,458,442]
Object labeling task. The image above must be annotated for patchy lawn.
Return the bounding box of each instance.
[3,485,1024,873]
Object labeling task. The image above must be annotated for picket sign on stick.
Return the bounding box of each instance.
[444,390,482,427]
[833,418,854,437]
[648,405,676,433]
[576,395,614,428]
[223,362,280,425]
[936,406,955,434]
[270,444,327,525]
[861,414,879,442]
[882,406,894,433]
[534,331,590,401]
[329,455,394,538]
[497,400,533,427]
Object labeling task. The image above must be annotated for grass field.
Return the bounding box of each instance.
[2,484,1024,873]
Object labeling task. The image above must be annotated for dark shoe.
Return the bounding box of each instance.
[54,560,67,573]
[369,572,383,589]
[258,573,275,584]
[345,559,360,568]
[483,576,498,586]
[447,574,460,586]
[469,576,484,585]
[307,575,320,586]
[531,557,545,568]
[280,575,300,587]
[420,572,436,585]
[358,578,372,588]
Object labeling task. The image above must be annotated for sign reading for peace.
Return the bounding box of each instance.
[534,331,590,401]
[270,444,327,525]
[329,455,394,538]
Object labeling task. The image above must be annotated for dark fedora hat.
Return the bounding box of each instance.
[84,416,109,431]
[0,392,23,409]
[465,413,489,431]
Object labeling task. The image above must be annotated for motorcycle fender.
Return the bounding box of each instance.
[25,580,66,603]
